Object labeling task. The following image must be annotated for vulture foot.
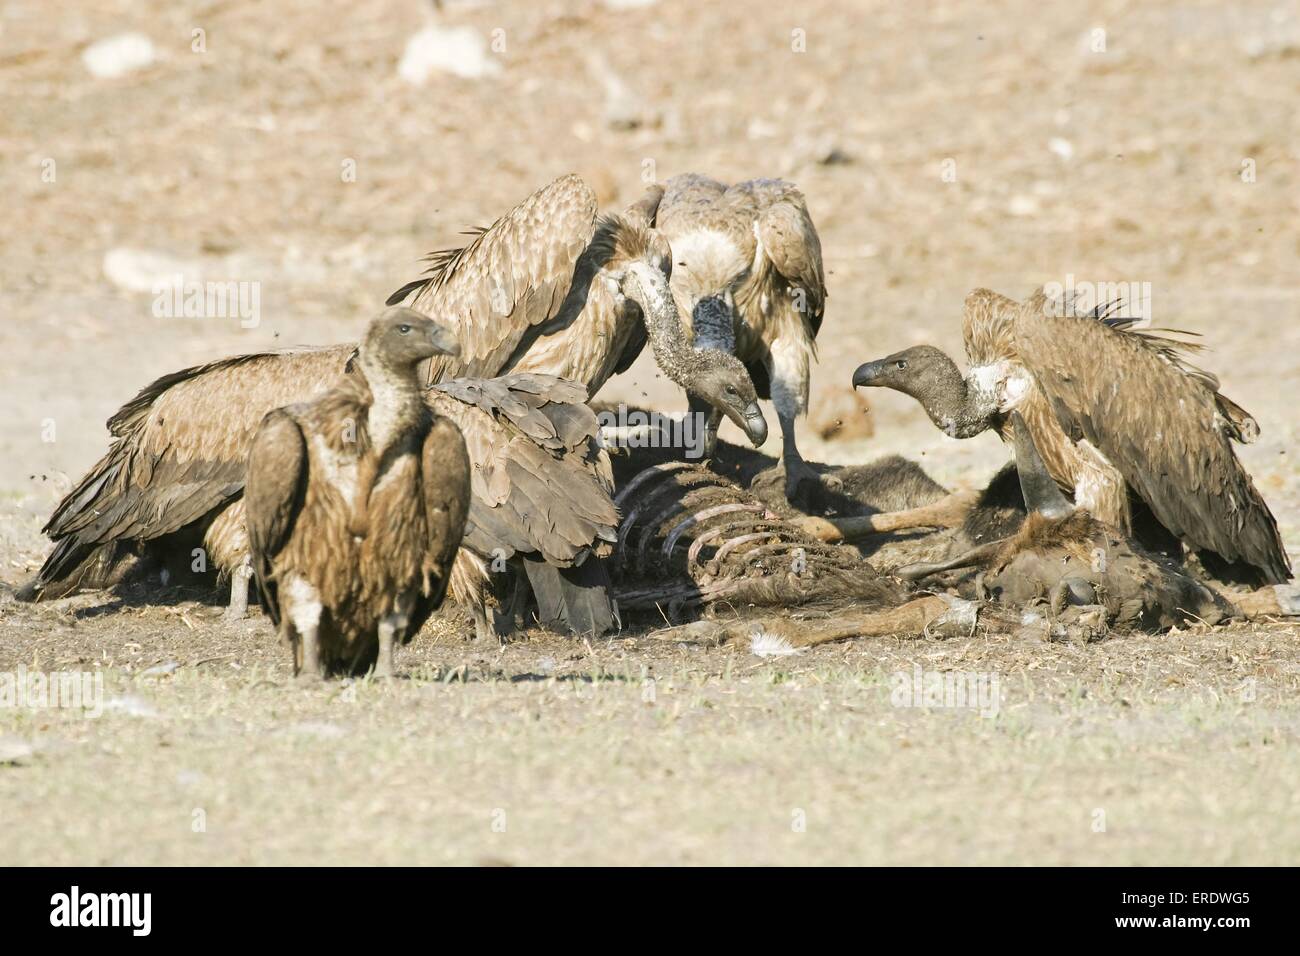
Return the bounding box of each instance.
[223,563,255,621]
[373,620,399,680]
[752,457,840,513]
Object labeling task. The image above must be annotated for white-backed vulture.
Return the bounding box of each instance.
[387,173,768,443]
[640,173,828,508]
[851,288,1292,585]
[246,309,470,678]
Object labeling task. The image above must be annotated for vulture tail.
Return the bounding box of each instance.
[17,540,138,602]
[523,554,620,638]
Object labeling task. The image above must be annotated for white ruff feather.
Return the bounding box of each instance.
[749,628,803,658]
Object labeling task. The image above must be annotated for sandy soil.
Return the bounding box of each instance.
[1,0,1297,865]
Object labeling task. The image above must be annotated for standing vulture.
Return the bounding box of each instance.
[22,344,620,639]
[851,288,1291,585]
[639,174,828,508]
[21,174,765,633]
[246,309,470,678]
[386,172,768,443]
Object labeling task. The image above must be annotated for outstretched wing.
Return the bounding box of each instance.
[428,374,617,567]
[1013,296,1290,583]
[244,409,309,628]
[30,344,353,595]
[386,174,600,383]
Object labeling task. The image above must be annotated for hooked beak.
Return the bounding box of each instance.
[739,400,768,446]
[852,360,885,388]
[430,323,460,357]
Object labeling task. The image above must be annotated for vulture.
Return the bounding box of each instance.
[22,174,766,636]
[22,344,619,640]
[851,288,1292,585]
[246,308,470,678]
[638,173,828,507]
[386,172,768,444]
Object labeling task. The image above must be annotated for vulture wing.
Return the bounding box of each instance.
[1013,302,1290,583]
[385,174,600,383]
[428,375,617,568]
[243,408,309,628]
[747,180,827,340]
[417,416,472,617]
[29,345,353,597]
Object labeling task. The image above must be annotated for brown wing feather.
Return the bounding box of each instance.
[30,345,353,594]
[244,409,309,628]
[385,174,600,384]
[428,375,617,568]
[418,417,472,617]
[1013,305,1290,583]
[750,182,827,339]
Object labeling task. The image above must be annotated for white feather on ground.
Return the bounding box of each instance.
[749,628,804,658]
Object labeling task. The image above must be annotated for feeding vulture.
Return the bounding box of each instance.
[636,173,828,508]
[246,308,470,678]
[386,172,768,443]
[851,288,1291,585]
[21,174,765,635]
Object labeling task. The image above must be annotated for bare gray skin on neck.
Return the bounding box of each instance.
[630,263,718,389]
[691,294,737,354]
[918,360,997,439]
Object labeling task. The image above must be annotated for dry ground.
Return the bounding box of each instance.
[1,0,1297,865]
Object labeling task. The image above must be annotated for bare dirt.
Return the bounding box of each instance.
[1,0,1297,865]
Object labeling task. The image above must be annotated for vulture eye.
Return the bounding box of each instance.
[398,324,412,335]
[895,359,908,370]
[724,385,738,397]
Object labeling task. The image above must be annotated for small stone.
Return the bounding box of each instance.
[398,26,501,84]
[82,33,156,79]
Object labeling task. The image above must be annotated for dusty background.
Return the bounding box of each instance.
[1,0,1297,865]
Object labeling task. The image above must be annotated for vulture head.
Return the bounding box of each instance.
[360,307,460,372]
[681,348,768,447]
[852,345,991,439]
[852,345,964,403]
[603,231,767,448]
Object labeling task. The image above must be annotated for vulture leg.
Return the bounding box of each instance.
[375,618,398,680]
[491,566,530,638]
[469,599,496,644]
[285,577,326,681]
[524,555,619,638]
[224,560,254,620]
[1010,411,1073,518]
[298,632,323,680]
[767,337,839,510]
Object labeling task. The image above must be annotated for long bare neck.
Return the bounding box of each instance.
[633,264,700,389]
[911,357,994,439]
